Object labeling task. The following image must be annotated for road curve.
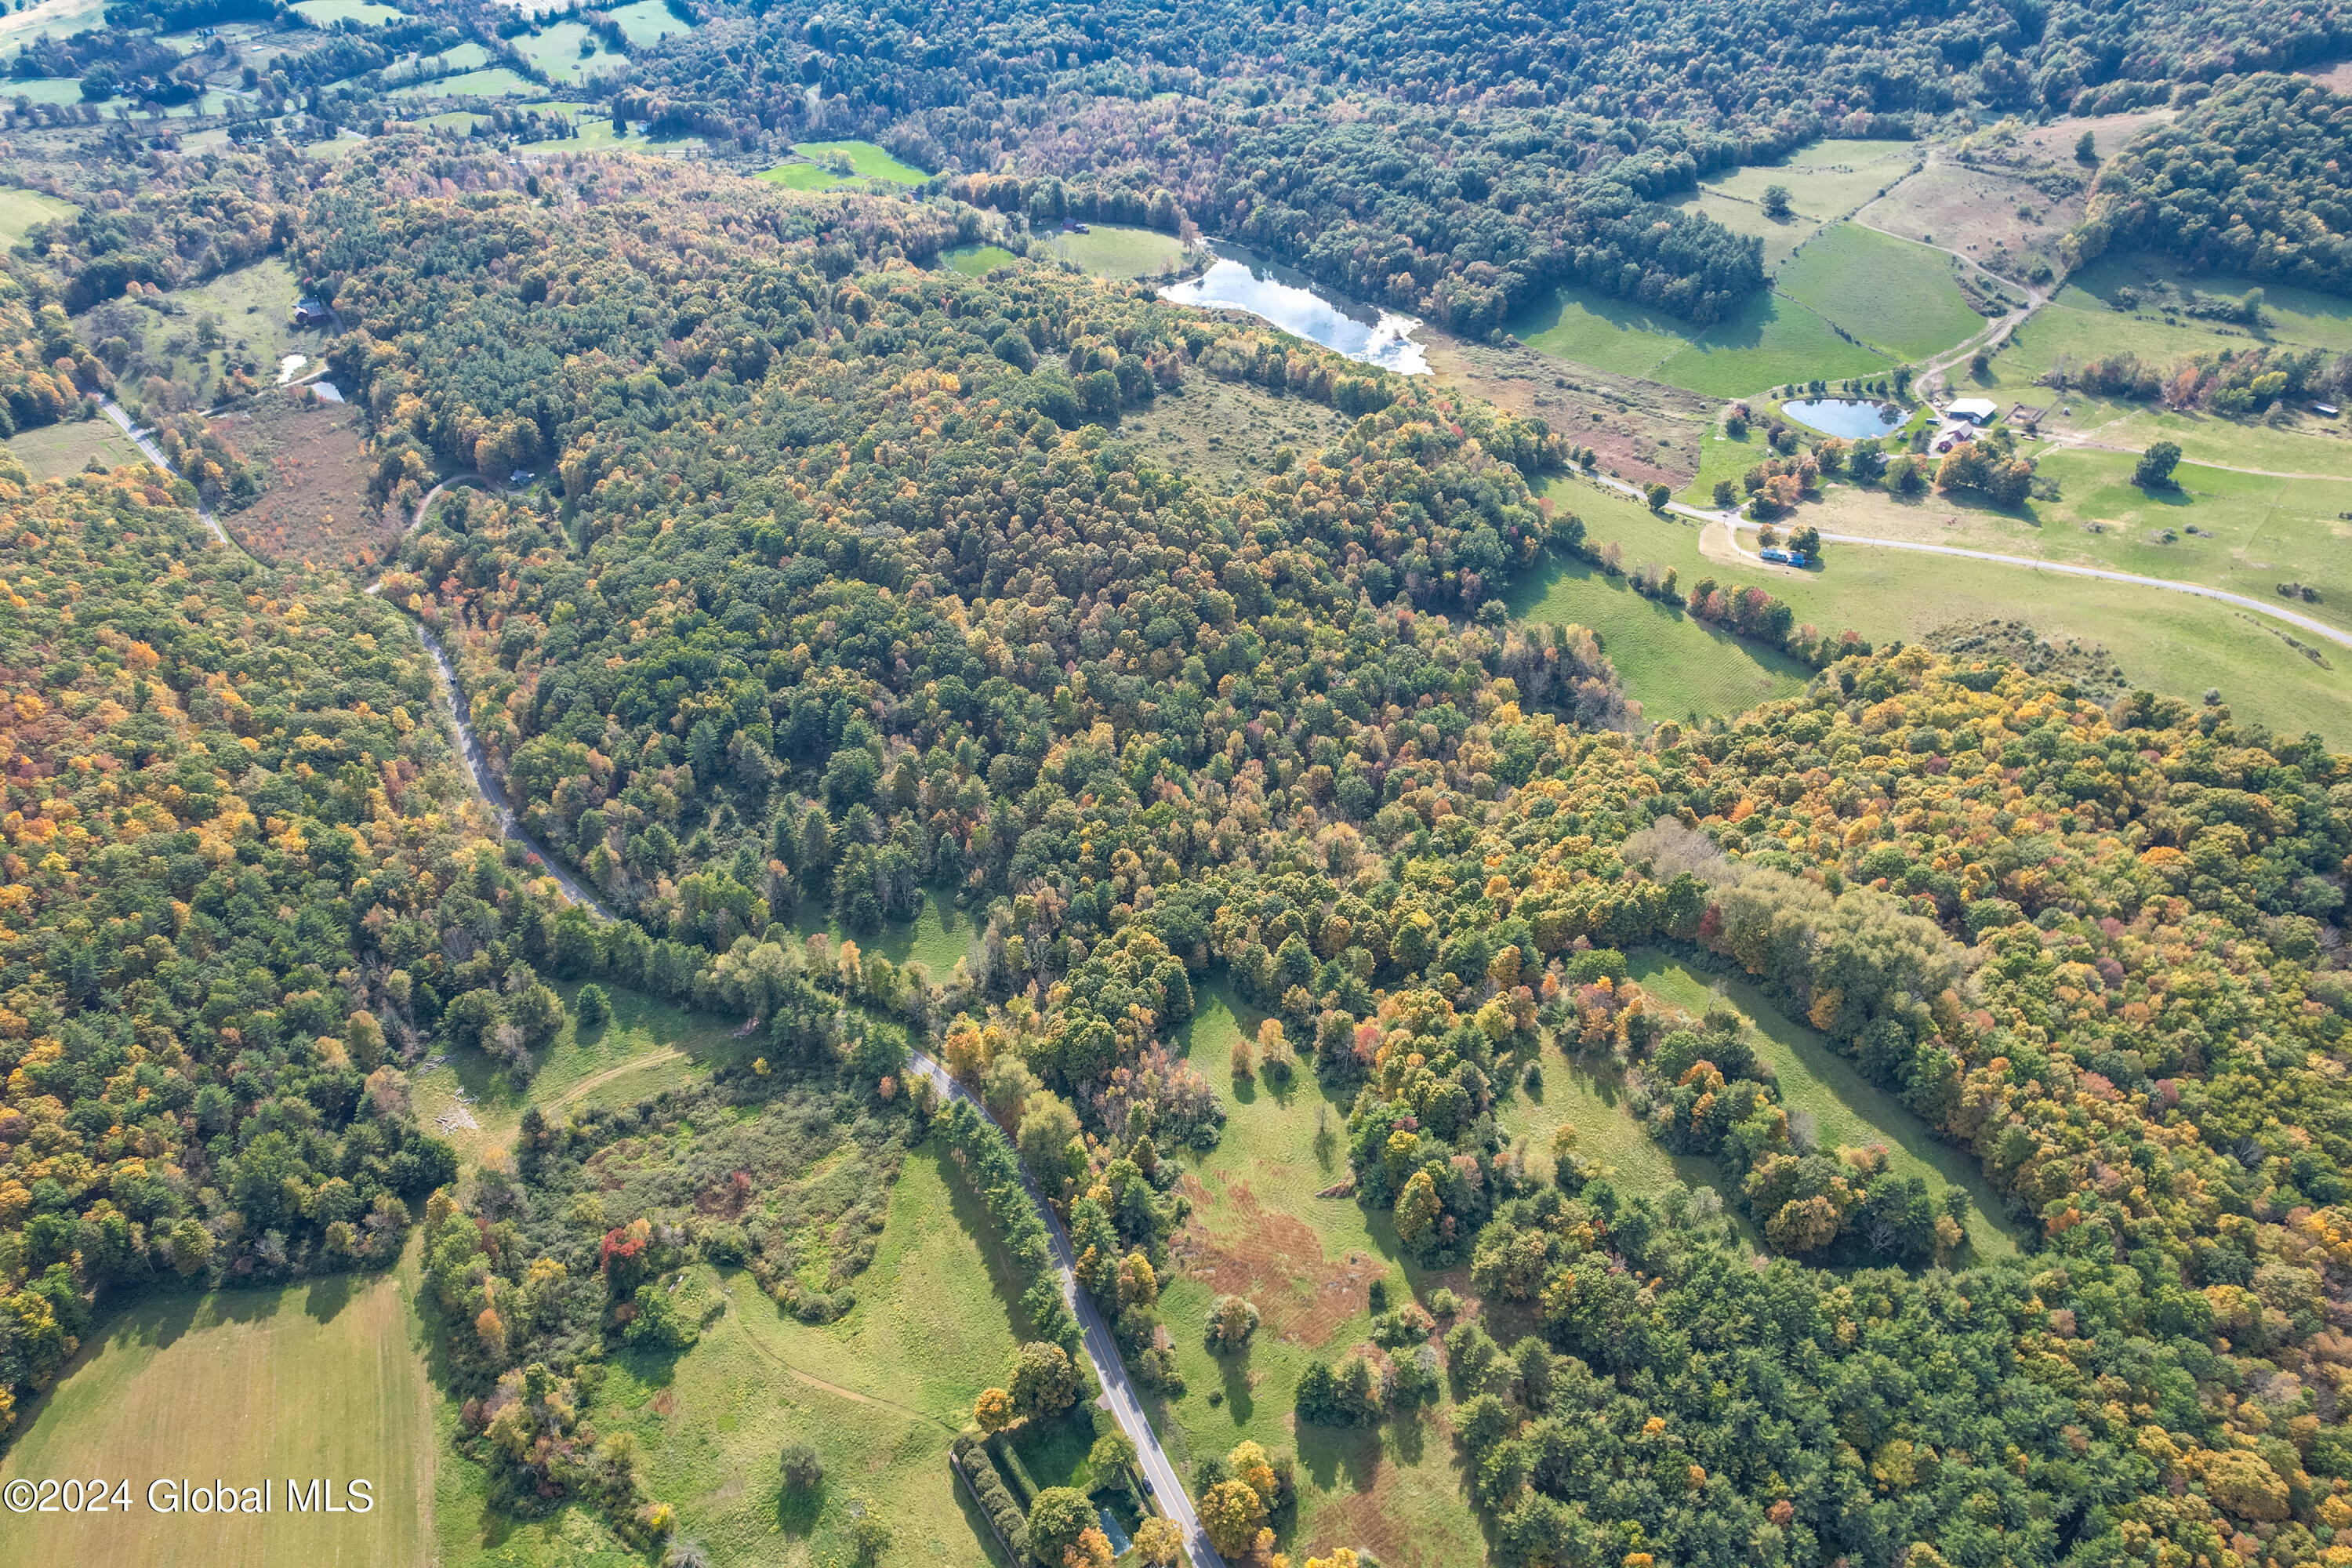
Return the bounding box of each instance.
[106,371,1214,1557]
[902,1048,1228,1568]
[412,620,615,919]
[1575,472,2352,655]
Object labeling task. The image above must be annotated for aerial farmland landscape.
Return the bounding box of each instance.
[0,0,2349,1564]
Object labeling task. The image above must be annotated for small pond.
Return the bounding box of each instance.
[1159,241,1429,374]
[1780,397,1906,438]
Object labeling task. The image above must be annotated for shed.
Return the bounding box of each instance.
[1946,397,1998,424]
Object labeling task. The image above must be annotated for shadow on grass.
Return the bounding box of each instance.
[300,1270,356,1325]
[1295,1421,1384,1495]
[934,1138,1042,1344]
[1213,1347,1254,1426]
[775,1480,823,1537]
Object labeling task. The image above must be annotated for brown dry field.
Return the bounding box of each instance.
[1169,1175,1377,1345]
[215,391,394,567]
[1424,327,1712,487]
[1854,111,2172,284]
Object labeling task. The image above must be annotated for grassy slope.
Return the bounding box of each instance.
[1042,225,1189,280]
[1970,252,2352,473]
[1629,954,2022,1258]
[1545,478,2352,746]
[759,141,929,189]
[8,416,142,481]
[436,1146,1027,1566]
[607,0,690,45]
[946,245,1018,277]
[1777,223,1985,361]
[512,23,611,86]
[1516,285,1891,398]
[0,1261,434,1568]
[1148,985,1487,1568]
[291,0,402,23]
[1504,549,1812,726]
[1810,448,2352,641]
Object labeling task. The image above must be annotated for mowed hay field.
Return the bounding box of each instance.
[1776,222,1987,361]
[1041,224,1189,279]
[0,187,75,245]
[1516,283,1891,397]
[1504,546,1813,725]
[0,1267,434,1568]
[1548,480,2352,746]
[7,416,143,481]
[1149,983,1489,1568]
[759,141,928,191]
[433,1145,1026,1566]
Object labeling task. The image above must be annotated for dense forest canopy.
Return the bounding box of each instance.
[2071,73,2352,293]
[0,462,578,1432]
[140,146,2347,1564]
[605,0,2352,322]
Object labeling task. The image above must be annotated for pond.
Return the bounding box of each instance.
[1159,241,1430,374]
[1780,397,1906,438]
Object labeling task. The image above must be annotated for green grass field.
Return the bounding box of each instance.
[0,0,107,48]
[1777,223,1986,361]
[1702,139,1918,220]
[0,1265,435,1568]
[1629,954,2023,1258]
[1147,984,1492,1565]
[409,982,750,1167]
[1504,547,1812,725]
[1042,224,1189,279]
[946,244,1018,277]
[512,21,615,85]
[757,140,929,189]
[1811,446,2352,640]
[1540,477,2352,746]
[608,0,691,44]
[393,67,535,100]
[78,260,305,416]
[1515,284,1892,398]
[1962,251,2352,474]
[790,886,976,980]
[6,416,142,481]
[1676,190,1822,271]
[393,40,491,78]
[435,1145,1028,1566]
[3,77,103,107]
[292,0,402,24]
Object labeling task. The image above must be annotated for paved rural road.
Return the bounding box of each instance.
[412,621,615,919]
[401,604,1212,1558]
[1579,471,2352,653]
[97,396,234,549]
[902,1047,1228,1568]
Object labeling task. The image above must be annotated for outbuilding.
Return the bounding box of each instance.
[1945,397,1998,424]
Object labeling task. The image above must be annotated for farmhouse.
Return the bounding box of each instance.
[292,299,330,328]
[1945,397,1998,424]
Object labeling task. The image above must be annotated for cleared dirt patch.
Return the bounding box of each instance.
[215,390,391,567]
[1425,328,1713,488]
[1170,1177,1375,1345]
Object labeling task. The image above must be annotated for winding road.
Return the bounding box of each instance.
[382,486,1221,1563]
[98,396,233,549]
